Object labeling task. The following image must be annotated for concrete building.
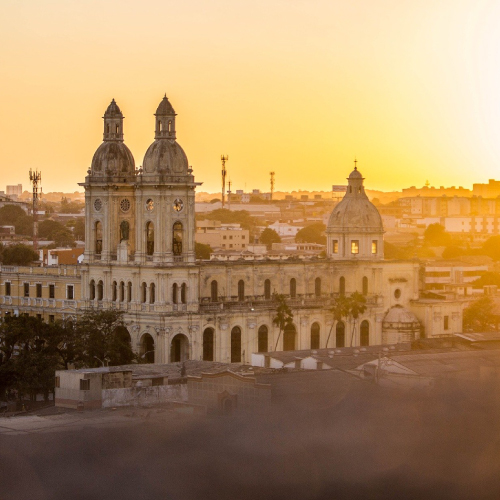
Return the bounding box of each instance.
[0,96,464,364]
[195,220,249,250]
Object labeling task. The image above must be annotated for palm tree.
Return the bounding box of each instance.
[326,294,351,348]
[272,293,294,351]
[348,291,367,347]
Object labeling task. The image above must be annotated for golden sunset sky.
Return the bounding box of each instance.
[1,0,500,194]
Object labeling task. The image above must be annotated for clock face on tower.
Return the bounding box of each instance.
[173,198,184,212]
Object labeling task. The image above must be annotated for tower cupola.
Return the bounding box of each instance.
[103,99,124,141]
[155,94,176,139]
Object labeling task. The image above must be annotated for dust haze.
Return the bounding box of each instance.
[2,379,500,500]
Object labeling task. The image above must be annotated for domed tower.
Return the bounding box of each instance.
[81,99,137,264]
[134,95,199,264]
[326,163,384,260]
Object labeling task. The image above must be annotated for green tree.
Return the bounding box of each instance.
[14,214,34,236]
[52,228,76,247]
[75,309,136,367]
[424,223,451,246]
[463,296,498,332]
[259,228,281,249]
[272,294,294,351]
[471,272,500,289]
[329,292,367,347]
[73,218,85,241]
[295,223,327,245]
[195,242,212,260]
[482,236,500,261]
[1,244,39,265]
[0,204,26,225]
[59,197,84,214]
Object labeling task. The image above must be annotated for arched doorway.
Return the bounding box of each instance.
[170,334,189,362]
[258,325,268,353]
[283,323,296,351]
[141,333,155,363]
[360,320,370,346]
[311,322,320,349]
[203,328,214,361]
[231,326,241,363]
[336,322,345,348]
[114,326,134,364]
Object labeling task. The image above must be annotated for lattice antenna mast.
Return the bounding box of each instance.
[270,171,275,201]
[29,169,42,253]
[227,179,232,210]
[221,155,228,209]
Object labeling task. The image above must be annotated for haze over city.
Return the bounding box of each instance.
[2,0,500,193]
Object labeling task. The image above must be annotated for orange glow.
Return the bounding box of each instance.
[1,0,500,193]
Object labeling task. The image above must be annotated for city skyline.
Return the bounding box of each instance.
[1,0,500,194]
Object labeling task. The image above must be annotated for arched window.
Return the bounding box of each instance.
[311,322,320,349]
[203,328,214,361]
[336,322,345,348]
[231,326,242,363]
[106,124,110,134]
[120,221,129,242]
[290,278,296,298]
[170,334,190,363]
[283,324,296,351]
[264,279,271,300]
[115,124,119,134]
[141,282,147,303]
[90,280,95,300]
[258,325,268,353]
[159,120,162,131]
[339,276,345,296]
[127,282,132,302]
[362,276,368,296]
[141,334,155,363]
[97,280,103,301]
[95,221,102,255]
[360,320,369,346]
[120,281,125,302]
[146,222,154,256]
[173,222,183,256]
[238,280,245,301]
[168,120,172,132]
[181,283,187,304]
[150,283,155,304]
[172,283,178,304]
[315,277,321,297]
[112,281,117,301]
[211,280,218,302]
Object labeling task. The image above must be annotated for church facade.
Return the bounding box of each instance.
[0,97,464,364]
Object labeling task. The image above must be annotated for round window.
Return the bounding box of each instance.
[94,199,102,212]
[394,289,401,299]
[146,199,154,212]
[120,198,131,212]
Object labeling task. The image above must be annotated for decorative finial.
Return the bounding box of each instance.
[354,157,357,170]
[164,93,167,98]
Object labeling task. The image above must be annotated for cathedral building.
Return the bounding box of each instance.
[0,97,464,364]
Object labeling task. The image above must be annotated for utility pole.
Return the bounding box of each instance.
[221,155,228,209]
[270,171,275,201]
[29,169,42,253]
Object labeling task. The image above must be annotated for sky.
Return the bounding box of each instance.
[1,0,500,194]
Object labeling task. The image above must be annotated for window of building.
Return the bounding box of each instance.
[311,322,320,349]
[360,320,369,346]
[264,279,271,300]
[181,283,187,304]
[89,280,95,300]
[223,235,227,240]
[80,379,90,391]
[67,285,74,300]
[339,277,345,296]
[362,277,368,296]
[36,314,42,321]
[229,244,233,248]
[351,240,359,254]
[290,278,296,298]
[332,240,339,254]
[150,283,155,304]
[315,277,321,297]
[120,281,125,302]
[36,283,42,298]
[444,315,449,330]
[172,283,178,304]
[127,282,132,302]
[394,288,401,299]
[238,280,245,301]
[24,283,29,297]
[242,235,245,240]
[5,282,11,296]
[97,281,103,301]
[49,315,55,324]
[258,325,268,353]
[142,282,147,303]
[229,235,233,240]
[49,284,55,299]
[372,240,378,254]
[95,221,102,255]
[211,280,218,302]
[173,221,183,256]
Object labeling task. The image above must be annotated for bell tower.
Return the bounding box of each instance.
[103,99,124,141]
[155,94,176,140]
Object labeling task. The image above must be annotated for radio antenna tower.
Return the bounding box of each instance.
[221,155,228,209]
[270,171,275,201]
[227,179,232,210]
[29,169,42,253]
